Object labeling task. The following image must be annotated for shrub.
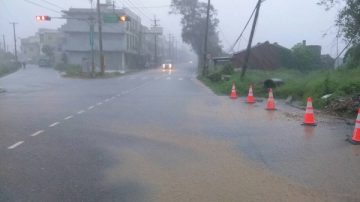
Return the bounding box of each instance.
[221,63,234,75]
[207,71,222,82]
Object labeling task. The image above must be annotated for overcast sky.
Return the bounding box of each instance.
[0,0,345,57]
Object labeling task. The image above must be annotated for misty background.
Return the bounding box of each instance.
[0,0,345,57]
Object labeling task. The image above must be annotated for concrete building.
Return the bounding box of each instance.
[21,28,64,64]
[60,3,145,72]
[20,36,40,63]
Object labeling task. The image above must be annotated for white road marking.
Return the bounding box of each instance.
[166,77,171,80]
[31,130,44,137]
[8,141,24,149]
[179,77,183,81]
[49,122,60,127]
[96,102,103,106]
[64,115,73,120]
[77,110,85,114]
[105,99,110,102]
[88,106,95,110]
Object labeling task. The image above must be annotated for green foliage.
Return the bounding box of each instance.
[221,63,234,75]
[207,71,222,82]
[41,45,54,58]
[170,0,223,60]
[200,68,360,110]
[319,0,360,45]
[291,43,321,71]
[0,51,21,77]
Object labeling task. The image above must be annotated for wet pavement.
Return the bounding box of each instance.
[0,65,359,201]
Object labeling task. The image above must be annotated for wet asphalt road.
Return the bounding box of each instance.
[0,64,359,201]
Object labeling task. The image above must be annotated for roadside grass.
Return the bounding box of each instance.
[0,62,21,78]
[199,68,360,111]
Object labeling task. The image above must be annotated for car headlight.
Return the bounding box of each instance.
[169,64,172,68]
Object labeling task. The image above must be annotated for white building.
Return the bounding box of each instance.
[60,3,145,72]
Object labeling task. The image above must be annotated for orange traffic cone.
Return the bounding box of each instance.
[246,85,255,103]
[302,97,317,126]
[349,108,360,145]
[230,82,237,99]
[266,88,276,110]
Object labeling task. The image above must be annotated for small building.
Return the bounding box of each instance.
[232,41,293,70]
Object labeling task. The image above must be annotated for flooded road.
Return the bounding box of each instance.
[0,65,359,201]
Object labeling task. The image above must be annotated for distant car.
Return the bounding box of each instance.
[162,60,174,71]
[38,58,51,67]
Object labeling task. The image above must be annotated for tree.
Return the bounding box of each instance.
[170,0,222,67]
[41,45,54,58]
[318,0,360,67]
[291,43,321,71]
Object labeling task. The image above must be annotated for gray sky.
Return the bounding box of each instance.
[0,0,345,57]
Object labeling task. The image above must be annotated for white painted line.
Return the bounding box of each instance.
[8,141,24,149]
[88,106,95,110]
[96,102,103,106]
[117,94,121,97]
[166,77,171,80]
[77,110,85,114]
[31,130,44,137]
[105,99,110,102]
[64,115,73,120]
[49,122,60,127]
[179,77,183,81]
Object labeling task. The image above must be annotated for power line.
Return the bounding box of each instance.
[131,0,156,17]
[122,0,152,21]
[228,3,258,53]
[127,5,170,9]
[0,0,15,20]
[241,0,262,78]
[23,0,62,14]
[37,0,66,10]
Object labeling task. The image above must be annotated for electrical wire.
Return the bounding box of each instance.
[228,2,258,53]
[0,0,14,21]
[123,0,152,21]
[23,0,62,14]
[37,0,66,10]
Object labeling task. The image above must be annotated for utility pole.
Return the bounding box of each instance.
[97,0,105,75]
[2,34,6,52]
[10,22,18,61]
[168,33,172,60]
[90,17,95,77]
[241,0,262,78]
[202,0,211,76]
[153,15,159,66]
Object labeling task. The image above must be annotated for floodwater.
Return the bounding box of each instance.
[100,87,358,201]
